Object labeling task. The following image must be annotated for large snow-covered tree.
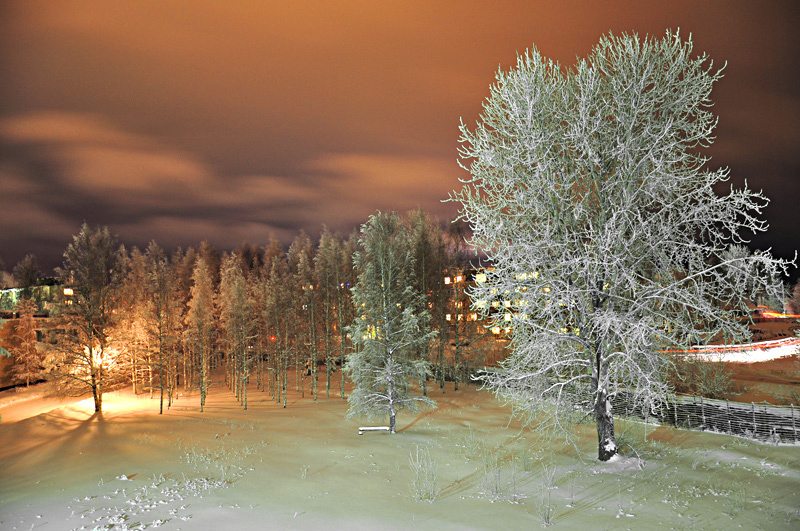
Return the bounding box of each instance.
[48,224,127,413]
[451,31,791,461]
[345,212,436,433]
[11,297,43,387]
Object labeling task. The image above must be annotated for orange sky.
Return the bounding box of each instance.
[1,1,798,276]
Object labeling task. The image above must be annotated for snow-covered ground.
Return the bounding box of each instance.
[1,378,799,530]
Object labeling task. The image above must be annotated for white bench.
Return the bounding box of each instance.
[358,426,391,435]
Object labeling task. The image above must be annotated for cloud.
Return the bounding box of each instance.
[0,111,147,148]
[0,111,462,271]
[306,153,462,228]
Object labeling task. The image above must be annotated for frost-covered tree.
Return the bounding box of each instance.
[185,257,217,412]
[315,228,342,398]
[145,241,181,413]
[13,254,41,296]
[12,297,42,387]
[265,254,294,408]
[48,224,126,413]
[117,247,152,395]
[451,31,791,461]
[289,232,319,399]
[787,279,800,316]
[220,252,256,409]
[337,231,358,398]
[345,212,436,433]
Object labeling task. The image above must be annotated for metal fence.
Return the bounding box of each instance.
[612,392,799,444]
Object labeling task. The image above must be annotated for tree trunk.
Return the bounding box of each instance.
[92,377,102,413]
[594,384,617,461]
[389,411,396,434]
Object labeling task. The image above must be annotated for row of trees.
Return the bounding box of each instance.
[5,209,485,418]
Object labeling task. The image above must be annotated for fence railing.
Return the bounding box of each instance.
[612,391,799,444]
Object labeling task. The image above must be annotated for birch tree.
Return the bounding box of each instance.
[185,257,216,412]
[315,228,341,397]
[145,241,181,413]
[220,252,256,409]
[345,212,436,433]
[451,31,791,461]
[289,233,318,399]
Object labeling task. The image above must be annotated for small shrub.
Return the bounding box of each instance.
[409,445,438,502]
[456,426,483,460]
[668,356,735,399]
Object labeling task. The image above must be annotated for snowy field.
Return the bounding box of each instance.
[1,377,799,530]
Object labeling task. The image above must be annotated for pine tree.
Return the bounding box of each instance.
[345,212,436,433]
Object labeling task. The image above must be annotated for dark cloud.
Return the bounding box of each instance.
[1,1,797,279]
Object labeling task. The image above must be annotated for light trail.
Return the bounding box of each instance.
[666,337,800,363]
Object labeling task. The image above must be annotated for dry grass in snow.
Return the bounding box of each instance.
[1,376,799,530]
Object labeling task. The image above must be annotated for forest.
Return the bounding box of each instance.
[0,209,499,420]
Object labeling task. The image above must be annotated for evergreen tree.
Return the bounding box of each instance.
[345,212,436,433]
[13,254,41,301]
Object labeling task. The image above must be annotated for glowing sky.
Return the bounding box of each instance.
[1,1,798,276]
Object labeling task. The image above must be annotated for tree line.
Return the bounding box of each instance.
[2,209,489,419]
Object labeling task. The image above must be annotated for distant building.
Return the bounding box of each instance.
[0,284,64,317]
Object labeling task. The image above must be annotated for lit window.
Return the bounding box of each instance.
[476,273,487,283]
[456,275,462,283]
[446,314,451,321]
[63,288,74,296]
[444,276,451,284]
